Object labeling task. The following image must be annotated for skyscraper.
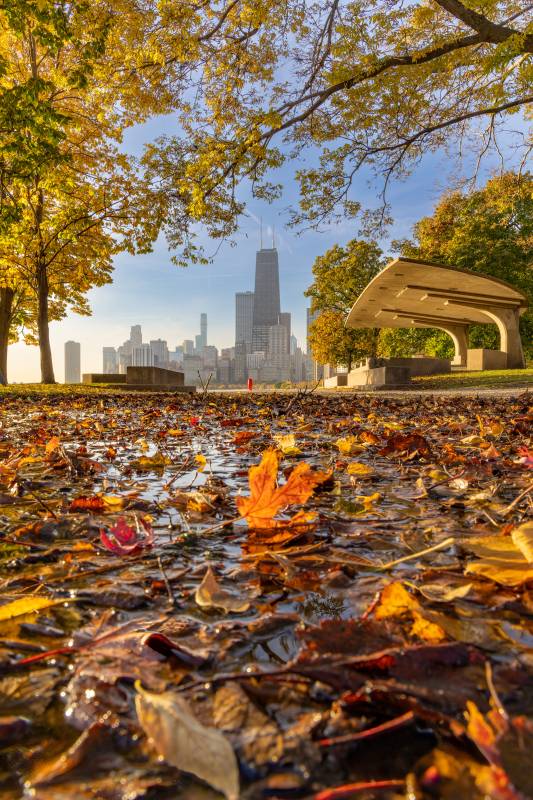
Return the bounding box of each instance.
[130,325,142,349]
[103,347,117,374]
[252,247,280,352]
[64,341,81,383]
[200,313,207,348]
[278,312,291,354]
[150,339,169,366]
[132,344,153,366]
[235,291,254,350]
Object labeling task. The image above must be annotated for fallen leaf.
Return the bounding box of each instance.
[274,433,302,456]
[236,449,330,529]
[336,435,359,454]
[135,685,239,800]
[375,582,446,642]
[346,462,375,477]
[463,535,533,586]
[100,516,153,555]
[131,451,170,470]
[511,521,533,563]
[195,566,252,613]
[0,596,61,622]
[195,453,207,471]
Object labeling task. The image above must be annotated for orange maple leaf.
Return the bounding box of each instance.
[236,449,330,529]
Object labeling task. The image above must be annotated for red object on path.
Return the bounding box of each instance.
[247,378,253,391]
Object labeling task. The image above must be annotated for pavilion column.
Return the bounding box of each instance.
[477,306,525,369]
[440,325,468,367]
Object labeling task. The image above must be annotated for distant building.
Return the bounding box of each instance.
[252,247,280,352]
[64,341,81,383]
[130,325,142,349]
[183,339,194,355]
[132,344,153,367]
[290,334,298,355]
[235,291,254,350]
[195,334,203,353]
[202,345,218,370]
[150,339,169,366]
[103,347,117,374]
[117,343,132,374]
[268,323,289,356]
[277,312,291,353]
[183,354,203,386]
[200,313,207,348]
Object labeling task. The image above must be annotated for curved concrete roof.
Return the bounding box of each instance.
[346,257,528,330]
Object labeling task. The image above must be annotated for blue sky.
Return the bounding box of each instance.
[8,115,504,382]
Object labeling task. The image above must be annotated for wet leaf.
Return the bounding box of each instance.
[511,521,533,563]
[236,449,330,529]
[135,685,239,799]
[0,595,61,622]
[463,536,533,586]
[131,451,170,470]
[274,433,302,456]
[346,462,375,477]
[195,566,252,613]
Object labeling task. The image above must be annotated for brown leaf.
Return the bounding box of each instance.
[135,685,239,800]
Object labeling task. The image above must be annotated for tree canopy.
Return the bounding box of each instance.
[393,171,533,358]
[305,239,384,367]
[139,0,533,260]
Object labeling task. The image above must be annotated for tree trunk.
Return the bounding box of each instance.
[37,264,55,383]
[0,287,13,384]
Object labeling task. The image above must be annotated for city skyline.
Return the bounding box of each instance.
[7,110,496,383]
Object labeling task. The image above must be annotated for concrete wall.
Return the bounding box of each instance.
[323,374,348,388]
[348,365,411,387]
[83,373,126,384]
[466,349,507,371]
[386,357,451,376]
[126,366,185,386]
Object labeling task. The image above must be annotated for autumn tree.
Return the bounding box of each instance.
[0,0,183,382]
[389,171,533,359]
[139,0,532,261]
[305,239,384,368]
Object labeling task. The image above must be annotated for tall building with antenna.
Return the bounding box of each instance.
[252,225,281,352]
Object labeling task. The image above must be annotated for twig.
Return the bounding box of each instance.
[313,780,405,800]
[157,554,176,606]
[377,537,455,570]
[26,490,59,519]
[318,711,415,747]
[501,481,533,517]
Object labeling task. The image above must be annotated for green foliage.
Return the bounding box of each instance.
[392,172,533,358]
[305,239,384,367]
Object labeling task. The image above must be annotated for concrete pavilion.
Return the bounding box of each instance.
[346,257,527,370]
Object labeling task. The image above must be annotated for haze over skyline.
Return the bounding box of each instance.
[7,114,508,383]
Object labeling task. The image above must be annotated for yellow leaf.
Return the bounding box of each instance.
[195,454,207,471]
[274,433,302,456]
[356,491,381,508]
[131,451,170,470]
[0,596,60,622]
[375,582,446,641]
[336,435,358,454]
[346,462,375,477]
[45,436,61,454]
[463,535,533,586]
[375,582,418,618]
[511,521,533,563]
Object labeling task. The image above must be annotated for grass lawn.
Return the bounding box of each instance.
[412,367,533,389]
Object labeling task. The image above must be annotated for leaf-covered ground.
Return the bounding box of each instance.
[0,390,531,800]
